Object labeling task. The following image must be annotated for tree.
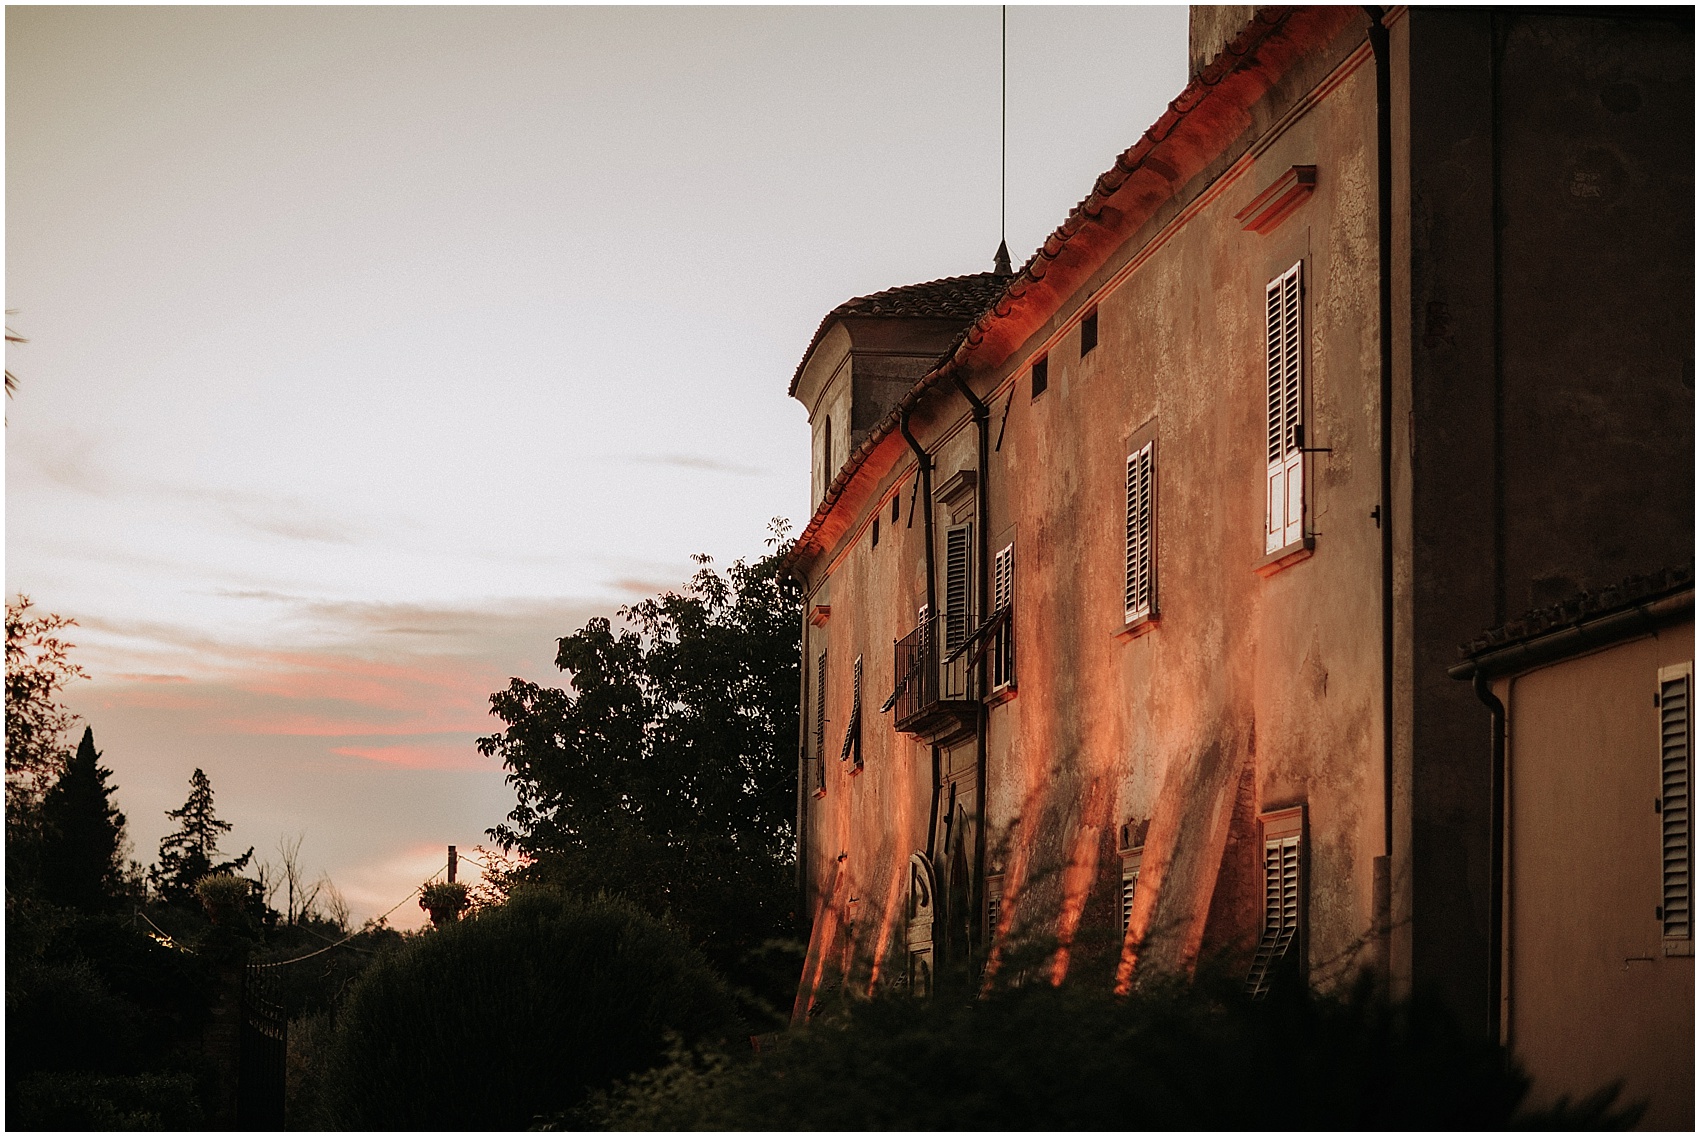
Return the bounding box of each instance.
[6,595,87,817]
[311,889,740,1130]
[478,520,802,1016]
[151,769,252,906]
[39,727,130,913]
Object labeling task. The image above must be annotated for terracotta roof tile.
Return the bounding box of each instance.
[787,272,1010,398]
[1458,565,1695,659]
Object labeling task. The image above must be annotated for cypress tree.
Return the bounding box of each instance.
[38,726,128,912]
[151,767,252,906]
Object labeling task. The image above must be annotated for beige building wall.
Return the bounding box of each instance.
[1496,622,1695,1130]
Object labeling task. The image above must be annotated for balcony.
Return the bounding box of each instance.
[888,607,1015,736]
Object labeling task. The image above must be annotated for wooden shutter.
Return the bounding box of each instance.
[1660,664,1693,949]
[840,654,863,769]
[1265,262,1303,555]
[1120,847,1143,934]
[812,650,827,797]
[1246,807,1304,998]
[1124,443,1154,623]
[992,544,1015,689]
[945,525,973,652]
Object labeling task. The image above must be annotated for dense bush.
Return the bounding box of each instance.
[583,972,1641,1130]
[8,1071,204,1130]
[310,888,742,1130]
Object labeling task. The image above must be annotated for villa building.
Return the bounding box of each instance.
[784,7,1692,1125]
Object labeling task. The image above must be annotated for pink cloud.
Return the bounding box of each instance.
[330,741,493,772]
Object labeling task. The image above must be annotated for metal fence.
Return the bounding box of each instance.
[239,963,287,1130]
[893,611,979,729]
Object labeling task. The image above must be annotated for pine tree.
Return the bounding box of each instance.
[151,767,252,906]
[38,727,129,912]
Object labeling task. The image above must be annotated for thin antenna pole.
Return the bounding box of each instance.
[1001,5,1007,249]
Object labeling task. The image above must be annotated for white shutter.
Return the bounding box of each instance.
[1265,263,1304,554]
[944,526,973,652]
[1124,443,1154,623]
[1246,807,1304,998]
[994,545,1014,613]
[1660,664,1693,946]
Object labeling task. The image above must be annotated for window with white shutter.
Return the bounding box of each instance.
[992,543,1015,689]
[1120,846,1144,934]
[1264,262,1304,555]
[1124,442,1155,624]
[944,525,973,653]
[1660,663,1693,953]
[1246,806,1304,998]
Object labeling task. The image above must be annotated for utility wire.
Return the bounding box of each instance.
[254,866,446,970]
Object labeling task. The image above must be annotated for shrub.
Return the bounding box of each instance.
[7,1070,204,1130]
[194,872,251,919]
[583,972,1642,1130]
[313,887,741,1130]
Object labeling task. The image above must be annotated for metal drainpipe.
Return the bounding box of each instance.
[793,570,812,937]
[1472,671,1506,1046]
[952,372,993,959]
[900,407,942,870]
[1365,4,1397,984]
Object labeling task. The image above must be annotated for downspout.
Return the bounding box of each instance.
[1471,671,1506,1046]
[952,372,993,959]
[900,408,942,862]
[1365,4,1397,985]
[793,570,812,938]
[899,408,938,625]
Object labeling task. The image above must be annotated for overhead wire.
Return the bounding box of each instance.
[253,865,447,970]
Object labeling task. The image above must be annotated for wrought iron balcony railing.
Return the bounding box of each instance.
[887,607,1013,734]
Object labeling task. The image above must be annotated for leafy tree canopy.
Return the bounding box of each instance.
[479,521,802,1015]
[150,768,252,907]
[6,595,86,815]
[39,727,130,914]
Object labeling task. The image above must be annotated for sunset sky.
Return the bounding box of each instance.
[6,5,1188,927]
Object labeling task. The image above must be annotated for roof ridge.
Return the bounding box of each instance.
[786,270,1010,398]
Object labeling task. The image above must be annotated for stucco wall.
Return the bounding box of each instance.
[1498,622,1694,1130]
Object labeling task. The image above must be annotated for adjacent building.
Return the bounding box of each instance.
[784,6,1692,1124]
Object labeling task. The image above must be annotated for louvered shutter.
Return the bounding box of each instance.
[1124,443,1154,623]
[994,545,1014,613]
[1247,808,1304,998]
[1660,664,1693,947]
[1121,866,1140,933]
[813,651,827,796]
[1265,263,1304,554]
[840,654,863,768]
[945,526,973,653]
[993,544,1015,688]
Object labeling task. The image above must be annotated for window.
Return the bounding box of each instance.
[892,494,901,523]
[872,517,880,548]
[991,543,1015,689]
[1031,356,1049,398]
[1660,663,1693,953]
[812,650,827,798]
[986,873,1005,942]
[1124,442,1155,624]
[1120,846,1143,934]
[1246,806,1304,997]
[944,525,974,653]
[839,654,863,773]
[1081,308,1098,356]
[1264,262,1304,555]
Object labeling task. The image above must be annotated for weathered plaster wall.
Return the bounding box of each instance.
[1394,7,1695,1030]
[1499,622,1695,1131]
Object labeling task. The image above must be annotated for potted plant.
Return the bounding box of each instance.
[419,881,470,926]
